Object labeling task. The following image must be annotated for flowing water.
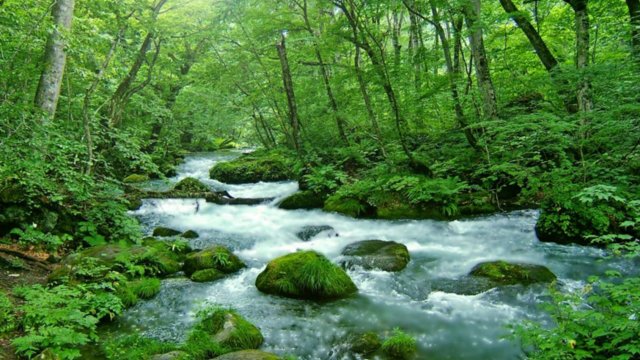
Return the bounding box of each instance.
[106,151,634,359]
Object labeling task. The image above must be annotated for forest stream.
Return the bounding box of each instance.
[100,151,635,360]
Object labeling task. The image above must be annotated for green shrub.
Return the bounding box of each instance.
[0,292,15,333]
[381,329,417,360]
[102,334,179,360]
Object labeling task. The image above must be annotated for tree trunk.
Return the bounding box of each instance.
[355,42,385,156]
[464,0,498,119]
[108,0,167,128]
[567,0,592,114]
[626,0,640,60]
[34,0,75,120]
[276,34,302,152]
[297,0,349,145]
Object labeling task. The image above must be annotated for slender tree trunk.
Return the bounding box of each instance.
[626,0,640,60]
[108,0,167,128]
[464,0,498,119]
[297,0,349,144]
[355,43,385,156]
[34,0,75,120]
[276,34,302,152]
[429,1,478,149]
[567,0,592,113]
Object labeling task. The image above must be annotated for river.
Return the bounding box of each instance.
[105,151,633,359]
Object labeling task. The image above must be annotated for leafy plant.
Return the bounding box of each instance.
[0,292,15,333]
[381,328,417,360]
[9,226,71,251]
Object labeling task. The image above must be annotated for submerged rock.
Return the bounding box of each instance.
[153,227,182,237]
[341,240,410,272]
[183,245,245,276]
[295,225,337,241]
[181,230,199,239]
[214,350,281,360]
[123,174,149,183]
[469,261,557,286]
[255,251,357,300]
[173,177,210,193]
[279,191,325,210]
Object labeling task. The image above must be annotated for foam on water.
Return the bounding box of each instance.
[108,152,636,360]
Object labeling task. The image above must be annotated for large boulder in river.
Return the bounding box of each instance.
[215,350,281,360]
[256,251,357,300]
[186,308,263,357]
[295,225,337,241]
[183,245,245,277]
[469,261,557,286]
[279,191,326,210]
[173,177,210,193]
[341,240,410,272]
[209,150,294,184]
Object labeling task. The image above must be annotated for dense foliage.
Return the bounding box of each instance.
[1,0,639,358]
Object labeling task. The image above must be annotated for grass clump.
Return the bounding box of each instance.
[381,329,417,360]
[128,278,161,299]
[102,334,179,360]
[255,251,357,300]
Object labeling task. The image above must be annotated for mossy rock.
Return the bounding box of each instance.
[173,177,210,193]
[185,308,263,358]
[381,330,417,360]
[149,351,190,360]
[341,240,410,272]
[181,230,199,239]
[278,191,326,210]
[324,196,374,218]
[469,261,557,286]
[191,268,225,282]
[48,244,180,284]
[215,350,281,360]
[295,225,336,241]
[126,196,143,211]
[123,174,149,183]
[255,251,357,300]
[209,150,294,184]
[153,227,182,237]
[183,246,245,276]
[349,332,381,355]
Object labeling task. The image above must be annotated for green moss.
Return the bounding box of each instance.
[469,261,557,286]
[278,191,326,210]
[381,329,417,360]
[191,269,225,282]
[209,150,295,184]
[214,350,281,360]
[128,278,161,299]
[350,332,381,355]
[183,246,245,276]
[153,227,182,237]
[255,251,357,300]
[184,308,263,359]
[102,334,178,360]
[324,196,370,218]
[173,177,210,193]
[123,174,149,183]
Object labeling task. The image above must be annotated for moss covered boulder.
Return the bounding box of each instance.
[341,240,410,272]
[123,174,149,183]
[278,191,326,210]
[149,351,190,360]
[48,244,180,284]
[295,225,337,241]
[173,177,210,193]
[183,246,245,277]
[153,227,182,237]
[349,332,382,355]
[186,308,263,358]
[255,251,357,300]
[209,150,294,184]
[215,350,281,360]
[469,261,557,286]
[324,196,374,218]
[191,268,226,282]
